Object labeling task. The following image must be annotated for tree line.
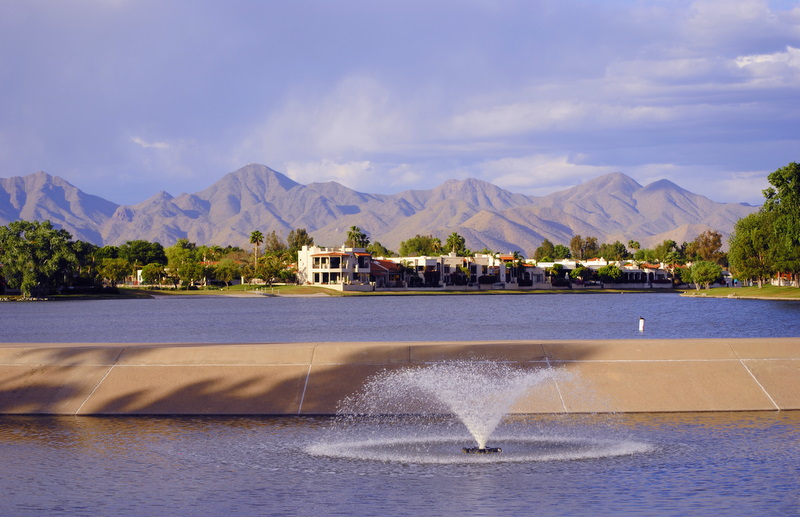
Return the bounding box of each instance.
[0,224,316,297]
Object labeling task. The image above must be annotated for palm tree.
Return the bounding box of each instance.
[250,230,264,270]
[346,226,370,248]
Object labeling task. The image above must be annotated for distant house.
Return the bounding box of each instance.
[296,245,374,291]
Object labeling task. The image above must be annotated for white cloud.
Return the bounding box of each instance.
[470,154,618,195]
[239,75,418,164]
[131,136,171,150]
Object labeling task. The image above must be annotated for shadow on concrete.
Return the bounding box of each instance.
[0,341,599,416]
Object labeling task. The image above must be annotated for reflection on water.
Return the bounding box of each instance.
[1,413,798,516]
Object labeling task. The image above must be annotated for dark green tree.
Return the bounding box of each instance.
[570,235,599,260]
[533,239,555,261]
[140,263,167,286]
[99,257,132,287]
[445,232,469,256]
[689,260,723,290]
[214,258,241,288]
[552,244,571,260]
[0,220,78,297]
[287,228,315,260]
[598,241,629,261]
[597,264,622,283]
[728,211,775,287]
[263,230,287,254]
[166,239,203,288]
[345,226,370,248]
[398,235,442,256]
[366,241,393,257]
[762,162,800,286]
[118,240,167,267]
[249,230,264,270]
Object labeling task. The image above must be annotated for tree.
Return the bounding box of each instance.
[72,240,100,286]
[552,244,571,260]
[762,162,800,287]
[533,239,555,261]
[249,230,264,270]
[597,264,622,283]
[99,258,132,287]
[598,241,629,261]
[628,240,641,252]
[287,228,314,260]
[570,235,599,260]
[118,240,167,267]
[214,258,241,288]
[686,230,725,265]
[166,239,203,288]
[366,241,393,257]
[728,211,775,287]
[398,235,442,256]
[140,263,166,286]
[258,251,290,287]
[345,226,370,248]
[690,260,723,290]
[0,220,78,297]
[445,232,469,256]
[570,266,592,281]
[263,231,287,254]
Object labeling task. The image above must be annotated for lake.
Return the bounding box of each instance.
[1,293,798,516]
[1,292,799,343]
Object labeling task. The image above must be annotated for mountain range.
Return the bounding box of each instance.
[0,164,758,256]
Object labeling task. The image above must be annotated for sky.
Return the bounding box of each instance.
[1,0,799,206]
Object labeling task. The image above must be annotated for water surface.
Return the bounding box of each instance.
[1,412,797,516]
[2,292,799,342]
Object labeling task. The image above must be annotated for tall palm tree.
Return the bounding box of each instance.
[346,226,370,248]
[250,230,264,270]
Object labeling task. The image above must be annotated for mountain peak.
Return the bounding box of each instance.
[1,165,759,252]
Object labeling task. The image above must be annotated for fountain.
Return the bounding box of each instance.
[307,361,654,464]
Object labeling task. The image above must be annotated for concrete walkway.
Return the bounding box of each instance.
[1,338,797,415]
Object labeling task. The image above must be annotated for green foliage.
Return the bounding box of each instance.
[552,244,571,260]
[0,220,78,297]
[570,266,592,280]
[597,264,622,283]
[763,162,800,283]
[140,263,166,285]
[345,226,370,248]
[99,257,132,287]
[445,232,469,256]
[287,228,314,253]
[366,241,393,257]
[165,239,203,287]
[263,230,287,254]
[213,258,241,287]
[728,211,775,287]
[689,260,723,290]
[598,240,629,261]
[118,240,167,266]
[686,230,725,265]
[570,235,599,260]
[533,239,555,261]
[398,235,442,256]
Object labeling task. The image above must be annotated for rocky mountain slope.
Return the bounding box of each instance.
[0,164,758,255]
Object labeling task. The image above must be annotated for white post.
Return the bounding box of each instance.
[639,317,645,332]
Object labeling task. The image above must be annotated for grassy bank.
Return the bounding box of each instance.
[682,285,800,300]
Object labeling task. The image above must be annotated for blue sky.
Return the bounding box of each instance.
[1,0,798,205]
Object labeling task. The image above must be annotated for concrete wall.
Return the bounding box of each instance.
[0,338,797,415]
